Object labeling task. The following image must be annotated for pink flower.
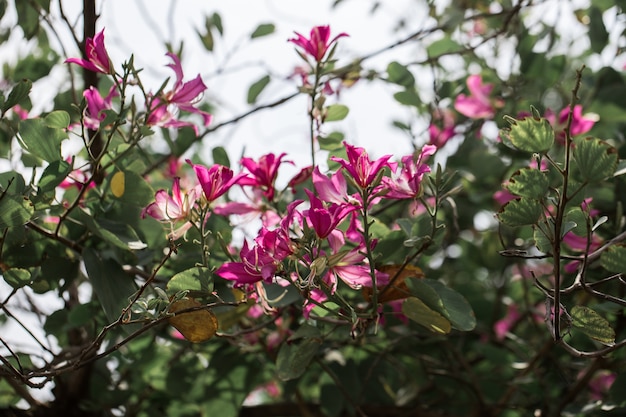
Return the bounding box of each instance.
[331,142,394,189]
[83,86,118,129]
[304,189,356,238]
[494,304,521,340]
[382,145,436,200]
[545,105,596,141]
[493,188,517,206]
[238,153,292,201]
[312,166,359,206]
[214,188,281,227]
[189,161,245,203]
[428,108,456,147]
[588,371,616,401]
[288,25,348,62]
[141,177,199,239]
[65,29,112,74]
[146,53,213,134]
[454,74,502,119]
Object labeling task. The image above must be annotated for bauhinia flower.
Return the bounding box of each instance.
[288,25,348,62]
[189,161,246,203]
[545,104,597,141]
[141,177,199,239]
[65,28,113,74]
[146,53,213,134]
[83,86,118,130]
[238,153,292,201]
[331,142,394,189]
[382,145,436,200]
[454,74,503,119]
[428,108,456,148]
[303,189,356,239]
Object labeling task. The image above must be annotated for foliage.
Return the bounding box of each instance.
[1,1,626,416]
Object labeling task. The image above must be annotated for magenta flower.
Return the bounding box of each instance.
[454,74,502,119]
[239,153,292,201]
[141,177,199,239]
[288,25,348,62]
[214,188,281,227]
[545,105,597,141]
[83,86,118,130]
[382,145,436,200]
[304,190,356,239]
[331,142,394,189]
[147,53,213,134]
[428,108,456,147]
[312,166,360,206]
[65,29,112,74]
[189,161,245,203]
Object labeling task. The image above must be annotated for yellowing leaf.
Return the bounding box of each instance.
[111,171,125,198]
[168,298,218,343]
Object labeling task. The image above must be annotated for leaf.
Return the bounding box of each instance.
[3,268,31,289]
[506,168,549,199]
[564,208,588,236]
[325,104,349,122]
[393,89,421,107]
[17,118,67,162]
[276,337,322,381]
[83,248,137,323]
[212,146,230,167]
[168,298,218,343]
[75,210,144,251]
[387,62,415,87]
[2,79,32,113]
[246,75,270,104]
[166,266,213,297]
[600,244,626,273]
[497,198,542,227]
[588,6,608,54]
[43,110,70,129]
[573,137,618,182]
[504,110,554,153]
[37,159,71,193]
[0,195,33,229]
[108,170,154,206]
[421,279,476,331]
[110,171,125,198]
[318,131,344,151]
[427,36,460,57]
[402,297,451,334]
[570,305,615,345]
[250,23,275,39]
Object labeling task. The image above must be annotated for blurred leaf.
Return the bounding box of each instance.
[43,110,70,129]
[17,118,66,162]
[212,146,230,167]
[393,89,421,107]
[37,159,71,193]
[318,131,344,151]
[108,170,154,206]
[573,137,618,182]
[0,195,33,229]
[75,210,144,251]
[3,268,31,288]
[588,6,608,54]
[1,79,31,113]
[277,336,322,380]
[325,104,349,122]
[506,168,549,199]
[503,110,554,153]
[600,244,626,273]
[246,75,270,104]
[211,12,223,35]
[402,296,451,334]
[15,0,40,38]
[570,305,615,345]
[168,298,218,343]
[421,279,476,331]
[166,266,213,297]
[83,247,137,323]
[110,171,125,198]
[497,198,542,227]
[387,61,415,87]
[250,23,275,39]
[427,36,460,57]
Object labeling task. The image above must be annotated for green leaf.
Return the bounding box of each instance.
[15,0,40,38]
[246,75,270,104]
[503,110,554,153]
[108,170,154,207]
[564,208,588,236]
[3,268,31,289]
[17,118,66,162]
[402,297,451,334]
[37,159,71,193]
[0,195,33,229]
[570,305,615,345]
[212,146,230,167]
[506,168,549,199]
[250,23,275,39]
[427,36,460,57]
[43,110,70,129]
[393,89,421,107]
[421,280,476,331]
[75,210,145,251]
[387,62,415,87]
[533,222,553,253]
[83,248,137,323]
[325,104,349,122]
[600,244,626,273]
[497,198,542,227]
[276,337,322,381]
[573,137,618,182]
[2,79,32,113]
[318,131,344,151]
[166,266,213,297]
[588,6,608,54]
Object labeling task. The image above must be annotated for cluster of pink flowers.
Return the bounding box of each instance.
[65,29,212,134]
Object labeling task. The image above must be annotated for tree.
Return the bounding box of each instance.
[1,0,626,416]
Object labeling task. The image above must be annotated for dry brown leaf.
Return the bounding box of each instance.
[168,298,218,343]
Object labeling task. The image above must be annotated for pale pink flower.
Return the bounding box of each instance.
[454,74,502,119]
